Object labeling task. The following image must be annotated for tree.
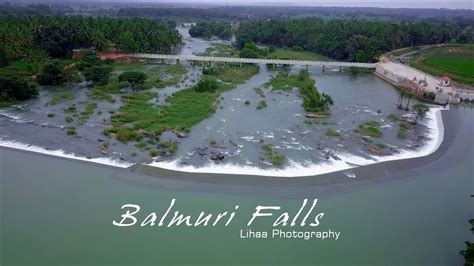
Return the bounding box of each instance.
[0,47,9,67]
[37,59,67,86]
[118,71,146,90]
[83,65,112,85]
[405,90,415,110]
[413,103,429,123]
[117,31,138,52]
[0,72,38,101]
[195,77,219,93]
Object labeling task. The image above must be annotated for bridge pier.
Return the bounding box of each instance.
[161,59,164,64]
[322,65,325,72]
[305,65,308,71]
[176,59,180,64]
[339,66,342,72]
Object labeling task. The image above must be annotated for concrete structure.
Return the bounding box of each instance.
[440,76,451,86]
[130,53,377,69]
[375,58,460,104]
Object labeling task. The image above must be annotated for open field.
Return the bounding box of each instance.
[409,45,474,86]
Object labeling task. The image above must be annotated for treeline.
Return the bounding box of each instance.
[114,6,474,21]
[235,18,474,62]
[0,15,181,59]
[189,22,232,39]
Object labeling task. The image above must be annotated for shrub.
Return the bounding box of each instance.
[257,100,267,109]
[37,60,67,86]
[195,77,219,93]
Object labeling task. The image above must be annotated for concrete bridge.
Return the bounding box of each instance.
[130,53,378,69]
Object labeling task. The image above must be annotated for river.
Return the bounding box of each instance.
[1,105,472,265]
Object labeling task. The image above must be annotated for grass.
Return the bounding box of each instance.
[354,121,382,138]
[103,63,258,153]
[325,128,341,137]
[198,43,239,58]
[77,102,97,124]
[265,71,315,91]
[65,116,73,123]
[204,64,259,88]
[267,48,330,61]
[158,140,178,154]
[387,113,401,122]
[260,143,286,166]
[46,92,74,106]
[409,44,474,86]
[397,121,411,139]
[244,100,250,105]
[256,100,267,110]
[66,126,76,136]
[254,87,265,98]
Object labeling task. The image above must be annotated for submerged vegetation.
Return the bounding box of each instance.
[355,121,383,138]
[260,143,286,166]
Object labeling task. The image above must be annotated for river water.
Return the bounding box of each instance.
[1,105,472,265]
[0,26,438,175]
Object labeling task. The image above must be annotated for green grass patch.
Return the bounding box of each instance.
[260,143,286,166]
[66,126,76,136]
[159,140,178,154]
[410,45,474,86]
[325,128,341,137]
[256,100,267,110]
[267,48,330,61]
[254,87,265,98]
[46,92,74,106]
[355,121,383,138]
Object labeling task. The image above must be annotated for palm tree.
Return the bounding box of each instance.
[413,103,429,123]
[405,90,415,110]
[92,32,110,52]
[396,87,406,109]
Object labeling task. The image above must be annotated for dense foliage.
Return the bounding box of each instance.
[0,73,38,102]
[235,18,474,62]
[37,59,67,86]
[118,71,147,90]
[267,70,333,113]
[189,22,232,39]
[195,77,219,93]
[0,15,181,60]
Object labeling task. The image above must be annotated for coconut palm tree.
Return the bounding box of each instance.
[413,103,429,123]
[405,90,415,110]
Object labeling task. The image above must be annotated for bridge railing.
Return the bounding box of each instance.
[130,53,378,68]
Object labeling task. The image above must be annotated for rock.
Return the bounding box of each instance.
[304,113,328,118]
[97,138,104,142]
[175,131,188,138]
[211,152,225,161]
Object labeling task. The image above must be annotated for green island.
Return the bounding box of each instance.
[265,70,333,114]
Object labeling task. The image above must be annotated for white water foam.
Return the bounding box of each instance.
[0,107,445,177]
[0,138,133,168]
[147,107,445,177]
